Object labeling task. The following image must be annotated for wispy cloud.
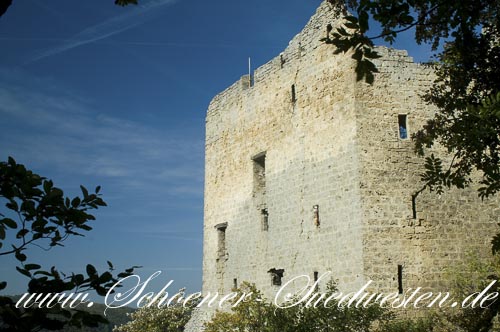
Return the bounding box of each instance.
[0,68,204,204]
[26,0,178,64]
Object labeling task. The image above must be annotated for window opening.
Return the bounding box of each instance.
[268,268,284,286]
[252,152,266,200]
[215,223,228,259]
[398,265,404,294]
[261,209,269,231]
[313,271,319,290]
[411,194,417,219]
[398,114,408,139]
[313,205,320,227]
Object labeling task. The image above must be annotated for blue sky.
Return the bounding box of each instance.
[0,0,431,298]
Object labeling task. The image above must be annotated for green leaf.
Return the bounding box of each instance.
[43,180,53,194]
[5,201,19,212]
[359,10,369,32]
[80,185,89,198]
[1,218,17,229]
[25,264,41,271]
[98,271,113,283]
[344,15,358,24]
[344,22,359,30]
[16,266,31,278]
[71,197,81,208]
[79,224,92,231]
[15,251,27,262]
[107,260,114,270]
[73,273,85,285]
[86,264,97,277]
[16,228,29,239]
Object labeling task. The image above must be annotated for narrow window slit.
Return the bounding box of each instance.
[261,208,269,231]
[411,194,417,219]
[398,114,408,139]
[291,84,296,103]
[398,265,403,294]
[313,205,320,227]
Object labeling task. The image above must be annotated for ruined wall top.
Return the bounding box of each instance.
[206,1,422,116]
[207,1,345,112]
[285,1,344,55]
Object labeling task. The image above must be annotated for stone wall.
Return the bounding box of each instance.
[203,2,372,300]
[355,48,500,294]
[193,1,500,330]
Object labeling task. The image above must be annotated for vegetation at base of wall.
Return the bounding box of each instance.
[112,289,197,332]
[380,317,435,332]
[204,281,392,332]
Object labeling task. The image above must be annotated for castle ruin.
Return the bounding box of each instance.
[200,0,499,312]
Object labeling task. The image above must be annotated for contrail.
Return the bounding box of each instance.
[25,0,177,64]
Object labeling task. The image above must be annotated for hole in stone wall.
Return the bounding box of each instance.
[215,223,228,259]
[313,205,320,227]
[233,278,238,289]
[261,208,269,231]
[398,265,404,294]
[398,114,408,139]
[291,84,296,103]
[268,268,284,286]
[411,194,417,219]
[252,152,266,202]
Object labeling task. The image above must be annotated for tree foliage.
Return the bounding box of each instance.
[0,157,137,332]
[324,0,500,197]
[113,289,196,332]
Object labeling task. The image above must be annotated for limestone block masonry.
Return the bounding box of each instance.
[188,1,500,330]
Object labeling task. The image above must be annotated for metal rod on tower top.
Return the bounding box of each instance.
[248,57,251,86]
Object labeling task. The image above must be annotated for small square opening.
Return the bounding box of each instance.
[268,268,284,286]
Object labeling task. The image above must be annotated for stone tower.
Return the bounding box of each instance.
[201,0,499,304]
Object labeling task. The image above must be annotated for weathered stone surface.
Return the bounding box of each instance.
[188,1,500,330]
